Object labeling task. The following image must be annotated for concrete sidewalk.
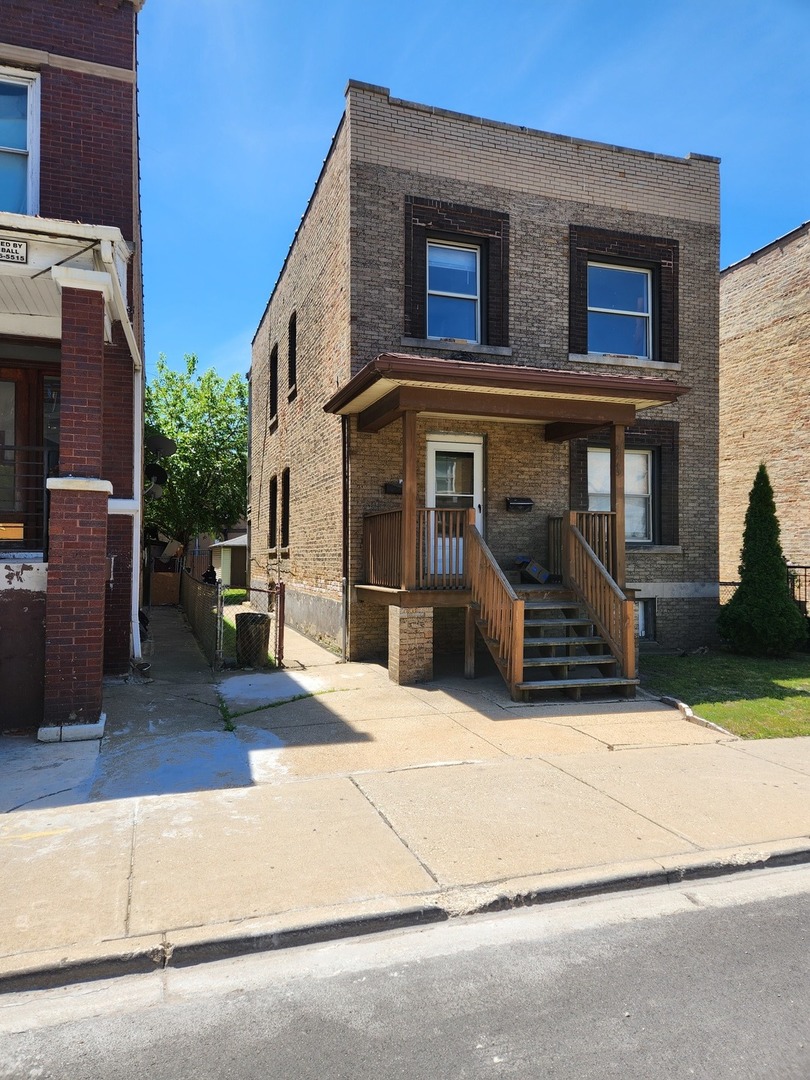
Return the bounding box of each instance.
[2,606,809,989]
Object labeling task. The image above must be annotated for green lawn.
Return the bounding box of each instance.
[640,650,810,738]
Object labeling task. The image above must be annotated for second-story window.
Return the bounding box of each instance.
[269,344,278,422]
[0,69,39,215]
[587,264,652,359]
[427,241,480,343]
[287,312,297,398]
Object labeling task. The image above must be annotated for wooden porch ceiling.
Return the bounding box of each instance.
[324,353,690,439]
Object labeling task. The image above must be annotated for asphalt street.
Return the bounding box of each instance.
[2,865,808,1079]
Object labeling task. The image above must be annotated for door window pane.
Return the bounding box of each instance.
[435,450,474,509]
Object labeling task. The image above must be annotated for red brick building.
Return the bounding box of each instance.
[0,0,145,735]
[250,83,721,700]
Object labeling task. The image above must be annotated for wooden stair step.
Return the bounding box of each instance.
[522,655,617,668]
[524,617,593,628]
[522,604,587,613]
[523,634,603,646]
[516,677,639,690]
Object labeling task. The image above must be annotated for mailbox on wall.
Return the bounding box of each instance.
[505,497,534,512]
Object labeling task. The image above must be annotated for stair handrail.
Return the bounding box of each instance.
[466,522,525,693]
[564,512,635,679]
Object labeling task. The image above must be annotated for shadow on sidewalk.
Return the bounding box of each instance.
[3,606,371,811]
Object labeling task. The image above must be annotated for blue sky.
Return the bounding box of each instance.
[137,0,809,381]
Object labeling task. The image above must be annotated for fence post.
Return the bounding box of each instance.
[275,581,285,668]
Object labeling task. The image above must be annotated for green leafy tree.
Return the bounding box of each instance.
[145,354,248,552]
[718,464,807,656]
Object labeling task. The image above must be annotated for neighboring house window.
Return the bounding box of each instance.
[268,474,277,550]
[587,264,651,359]
[404,197,509,347]
[280,467,290,548]
[269,344,278,422]
[287,312,297,398]
[588,447,653,542]
[0,69,39,215]
[570,420,679,546]
[427,241,480,343]
[637,598,656,641]
[569,226,679,364]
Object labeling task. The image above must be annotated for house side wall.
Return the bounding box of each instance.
[249,123,351,647]
[719,227,810,577]
[0,1,141,724]
[346,85,720,654]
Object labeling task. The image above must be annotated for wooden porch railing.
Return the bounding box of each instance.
[467,522,525,694]
[549,511,618,583]
[363,507,471,590]
[563,510,635,679]
[363,509,402,589]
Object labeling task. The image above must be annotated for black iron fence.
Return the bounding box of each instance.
[0,445,57,555]
[719,565,810,610]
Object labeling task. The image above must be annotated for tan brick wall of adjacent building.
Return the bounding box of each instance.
[249,122,351,643]
[719,224,810,578]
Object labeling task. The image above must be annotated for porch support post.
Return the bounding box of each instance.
[610,422,626,590]
[43,284,110,732]
[401,410,417,590]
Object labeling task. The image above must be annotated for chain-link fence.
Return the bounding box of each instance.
[179,566,285,671]
[179,570,222,666]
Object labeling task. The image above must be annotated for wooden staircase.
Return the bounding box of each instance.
[510,586,638,699]
[465,521,638,703]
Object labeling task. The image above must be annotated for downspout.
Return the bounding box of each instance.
[100,239,144,662]
[341,414,350,661]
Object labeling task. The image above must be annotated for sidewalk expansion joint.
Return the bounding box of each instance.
[348,775,441,885]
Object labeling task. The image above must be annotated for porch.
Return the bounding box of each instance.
[324,353,689,700]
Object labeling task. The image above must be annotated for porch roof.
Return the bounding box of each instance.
[323,353,690,437]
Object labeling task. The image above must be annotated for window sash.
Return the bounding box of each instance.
[427,241,480,343]
[587,263,651,358]
[0,69,39,215]
[587,447,653,543]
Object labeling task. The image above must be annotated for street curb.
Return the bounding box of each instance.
[659,696,736,737]
[3,843,810,994]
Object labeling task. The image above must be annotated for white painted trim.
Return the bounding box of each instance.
[587,262,652,360]
[38,714,106,742]
[426,434,484,531]
[0,211,127,247]
[0,42,136,84]
[46,477,113,494]
[0,65,40,215]
[108,499,139,514]
[51,265,113,302]
[0,313,60,338]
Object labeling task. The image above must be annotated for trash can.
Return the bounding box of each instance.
[235,612,271,668]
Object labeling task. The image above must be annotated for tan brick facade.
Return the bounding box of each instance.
[250,82,721,668]
[719,223,810,578]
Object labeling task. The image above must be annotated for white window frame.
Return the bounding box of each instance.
[426,240,480,344]
[587,262,651,359]
[0,65,40,217]
[587,446,654,543]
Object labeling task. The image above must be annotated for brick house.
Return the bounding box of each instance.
[250,82,720,699]
[0,0,146,734]
[719,222,809,579]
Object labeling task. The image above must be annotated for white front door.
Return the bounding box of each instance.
[425,435,483,574]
